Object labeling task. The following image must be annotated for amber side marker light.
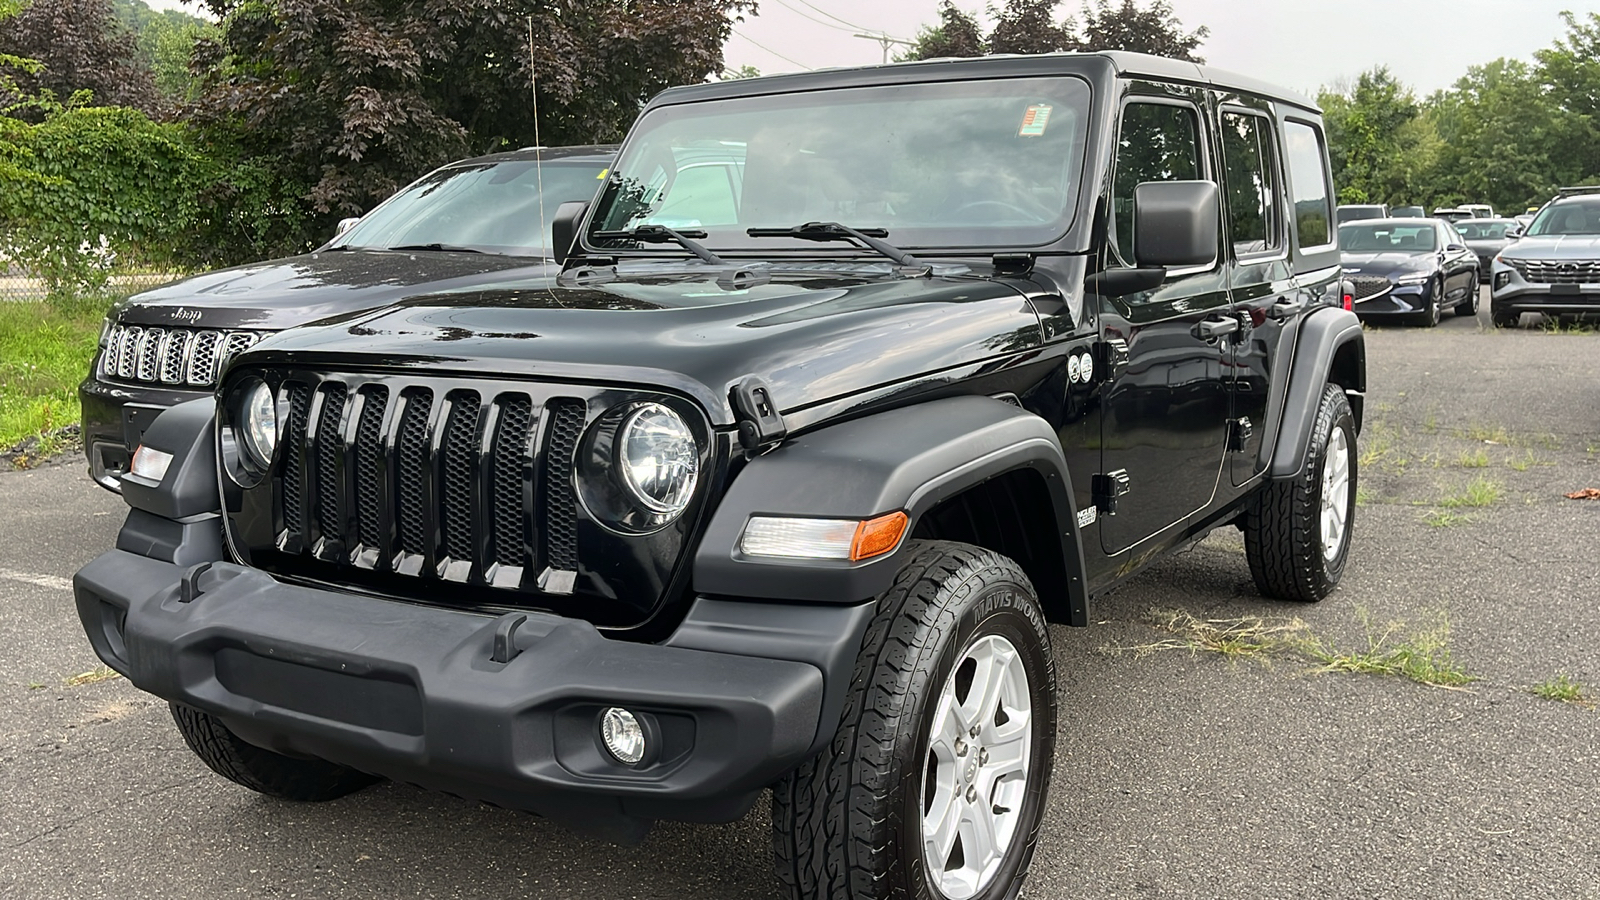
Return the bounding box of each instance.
[740,511,911,561]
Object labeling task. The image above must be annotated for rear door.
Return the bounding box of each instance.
[1098,92,1233,555]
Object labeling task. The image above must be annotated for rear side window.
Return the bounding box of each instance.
[1113,102,1201,260]
[1283,120,1332,250]
[1220,111,1281,255]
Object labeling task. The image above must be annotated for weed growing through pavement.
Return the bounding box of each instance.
[1300,608,1478,688]
[1530,675,1592,705]
[1457,449,1490,468]
[1104,609,1306,662]
[1440,476,1502,509]
[65,666,121,687]
[1424,510,1472,527]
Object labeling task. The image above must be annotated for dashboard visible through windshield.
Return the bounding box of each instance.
[589,77,1092,254]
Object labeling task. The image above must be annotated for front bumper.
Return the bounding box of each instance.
[75,549,858,842]
[1352,280,1434,318]
[79,372,209,491]
[1490,279,1600,316]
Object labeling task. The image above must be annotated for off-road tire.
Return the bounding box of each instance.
[1455,274,1479,316]
[1244,383,1357,602]
[771,541,1056,900]
[170,703,379,801]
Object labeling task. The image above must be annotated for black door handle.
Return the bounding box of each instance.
[1267,297,1306,320]
[1193,316,1240,340]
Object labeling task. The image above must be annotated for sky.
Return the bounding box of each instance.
[138,0,1589,99]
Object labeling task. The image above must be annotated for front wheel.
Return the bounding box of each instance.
[772,541,1056,900]
[1455,273,1480,316]
[1244,383,1357,602]
[170,703,380,801]
[1416,279,1442,327]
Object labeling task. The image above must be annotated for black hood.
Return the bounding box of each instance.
[114,250,557,331]
[1340,251,1436,278]
[239,266,1045,426]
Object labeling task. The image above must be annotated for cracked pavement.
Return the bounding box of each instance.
[1,298,1597,898]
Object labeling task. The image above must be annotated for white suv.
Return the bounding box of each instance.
[1490,195,1600,327]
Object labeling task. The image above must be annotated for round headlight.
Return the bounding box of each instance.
[238,380,278,468]
[616,403,699,517]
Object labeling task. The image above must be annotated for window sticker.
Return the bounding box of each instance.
[596,167,610,180]
[1019,105,1052,137]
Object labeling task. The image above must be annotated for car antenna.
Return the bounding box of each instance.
[528,16,561,306]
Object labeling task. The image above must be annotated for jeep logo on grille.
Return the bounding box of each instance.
[170,307,202,323]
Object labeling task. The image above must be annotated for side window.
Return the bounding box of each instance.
[1220,111,1281,255]
[1113,102,1201,261]
[1283,120,1332,250]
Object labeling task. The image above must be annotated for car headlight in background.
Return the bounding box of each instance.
[576,399,705,533]
[1395,272,1432,286]
[237,379,278,469]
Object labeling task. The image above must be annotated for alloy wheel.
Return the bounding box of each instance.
[1321,426,1352,561]
[921,633,1034,900]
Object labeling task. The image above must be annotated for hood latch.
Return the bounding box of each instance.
[731,376,787,457]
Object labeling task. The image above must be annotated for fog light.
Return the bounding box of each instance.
[1494,271,1511,290]
[129,444,173,483]
[600,707,646,765]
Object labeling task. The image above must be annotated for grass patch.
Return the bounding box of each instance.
[1424,510,1472,527]
[1530,675,1592,705]
[1439,476,1502,509]
[1457,449,1490,468]
[1355,485,1374,507]
[1300,609,1478,688]
[64,665,122,687]
[0,295,112,450]
[1462,422,1511,444]
[1113,609,1306,662]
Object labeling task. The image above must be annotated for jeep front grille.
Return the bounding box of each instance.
[1349,276,1392,301]
[1506,259,1600,284]
[275,376,588,593]
[103,325,261,388]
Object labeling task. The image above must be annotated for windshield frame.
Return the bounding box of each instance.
[580,75,1095,259]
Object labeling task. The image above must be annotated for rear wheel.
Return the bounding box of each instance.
[1244,383,1357,602]
[772,541,1056,900]
[1455,273,1479,316]
[170,703,379,801]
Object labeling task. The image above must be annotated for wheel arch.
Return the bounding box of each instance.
[692,395,1090,626]
[1268,307,1365,479]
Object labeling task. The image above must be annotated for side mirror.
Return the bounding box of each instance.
[1133,181,1220,269]
[1446,243,1466,252]
[335,216,361,237]
[1507,227,1523,239]
[550,200,589,265]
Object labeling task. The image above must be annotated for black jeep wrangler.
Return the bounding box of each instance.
[74,52,1363,900]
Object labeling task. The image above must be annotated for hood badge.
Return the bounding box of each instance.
[169,307,202,324]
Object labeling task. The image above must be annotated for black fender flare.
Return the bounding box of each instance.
[1269,307,1366,479]
[693,395,1089,623]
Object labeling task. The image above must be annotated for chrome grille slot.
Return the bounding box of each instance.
[1509,259,1600,284]
[158,329,191,384]
[135,328,164,382]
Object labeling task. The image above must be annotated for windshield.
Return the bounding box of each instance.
[1528,200,1600,236]
[335,159,609,256]
[588,77,1091,253]
[1339,222,1438,252]
[1336,206,1386,223]
[1455,220,1513,240]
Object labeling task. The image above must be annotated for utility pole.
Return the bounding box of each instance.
[852,32,915,64]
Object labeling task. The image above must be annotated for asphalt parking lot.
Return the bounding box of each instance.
[2,296,1597,899]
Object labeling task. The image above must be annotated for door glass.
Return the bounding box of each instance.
[1220,112,1281,256]
[1112,103,1200,262]
[1283,120,1333,250]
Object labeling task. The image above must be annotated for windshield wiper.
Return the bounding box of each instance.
[386,243,484,254]
[591,225,726,265]
[747,222,923,269]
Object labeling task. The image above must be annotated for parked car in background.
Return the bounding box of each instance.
[1455,218,1523,278]
[79,145,617,490]
[1392,205,1426,218]
[1461,203,1495,219]
[1432,207,1473,222]
[1337,203,1389,223]
[1340,218,1479,325]
[1491,193,1600,327]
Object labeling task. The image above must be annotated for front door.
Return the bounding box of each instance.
[1099,96,1233,555]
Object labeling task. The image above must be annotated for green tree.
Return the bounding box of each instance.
[902,1,986,61]
[1076,0,1205,61]
[113,0,216,104]
[1534,11,1600,186]
[188,0,753,248]
[1318,68,1425,206]
[987,0,1074,55]
[0,0,159,119]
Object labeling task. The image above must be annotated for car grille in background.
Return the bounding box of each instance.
[1505,259,1600,284]
[276,377,588,595]
[1349,276,1392,301]
[103,325,261,388]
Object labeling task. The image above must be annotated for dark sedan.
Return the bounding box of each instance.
[1455,217,1523,278]
[1339,218,1480,326]
[80,145,616,490]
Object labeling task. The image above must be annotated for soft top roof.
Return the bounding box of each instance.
[652,51,1320,115]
